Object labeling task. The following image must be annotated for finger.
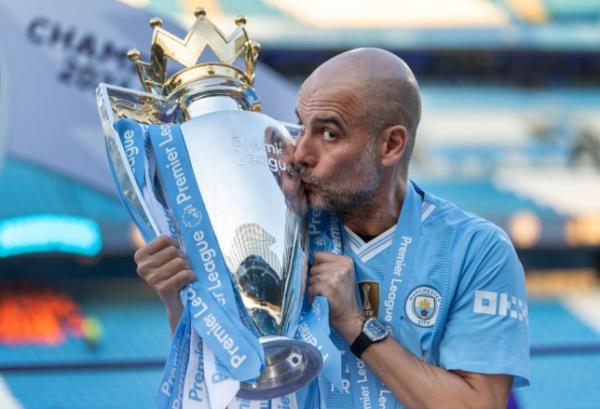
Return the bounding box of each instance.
[134,235,175,262]
[310,263,338,276]
[307,283,321,300]
[313,251,343,263]
[308,274,320,286]
[146,257,191,286]
[156,269,196,298]
[148,245,185,269]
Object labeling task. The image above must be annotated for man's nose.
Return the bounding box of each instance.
[293,132,316,168]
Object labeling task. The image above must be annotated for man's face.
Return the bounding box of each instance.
[294,78,381,216]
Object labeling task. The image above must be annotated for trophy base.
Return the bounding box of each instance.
[237,336,322,400]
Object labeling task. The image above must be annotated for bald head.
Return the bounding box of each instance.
[302,48,422,167]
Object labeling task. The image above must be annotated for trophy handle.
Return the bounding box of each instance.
[96,83,164,241]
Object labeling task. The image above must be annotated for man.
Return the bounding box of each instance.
[135,48,529,408]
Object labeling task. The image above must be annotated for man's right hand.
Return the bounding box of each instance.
[134,236,196,316]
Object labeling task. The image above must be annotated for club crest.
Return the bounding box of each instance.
[405,286,441,327]
[358,281,380,318]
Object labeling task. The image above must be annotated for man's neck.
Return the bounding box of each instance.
[342,178,407,238]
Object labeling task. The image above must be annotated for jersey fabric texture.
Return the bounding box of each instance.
[322,187,530,408]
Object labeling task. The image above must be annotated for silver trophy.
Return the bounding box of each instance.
[96,9,321,400]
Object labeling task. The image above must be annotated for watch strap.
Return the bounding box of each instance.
[350,330,372,358]
[350,318,389,358]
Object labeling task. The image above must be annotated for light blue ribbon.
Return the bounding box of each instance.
[157,307,191,408]
[298,209,344,390]
[114,119,145,189]
[149,124,264,384]
[109,120,155,242]
[348,181,423,409]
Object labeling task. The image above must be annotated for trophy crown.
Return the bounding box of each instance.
[130,9,260,97]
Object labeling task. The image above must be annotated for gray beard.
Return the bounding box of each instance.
[302,145,381,220]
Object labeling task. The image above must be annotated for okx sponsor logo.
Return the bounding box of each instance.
[473,290,528,323]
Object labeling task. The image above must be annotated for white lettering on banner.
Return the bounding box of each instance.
[311,300,321,316]
[329,215,342,251]
[186,287,247,368]
[473,290,528,322]
[297,323,330,361]
[383,236,413,322]
[159,125,174,146]
[164,146,192,205]
[379,389,391,409]
[330,378,351,394]
[359,385,372,409]
[308,210,322,237]
[192,231,224,304]
[188,339,206,402]
[187,288,208,318]
[160,334,183,397]
[161,366,177,397]
[203,312,247,368]
[356,359,368,384]
[121,129,139,173]
[156,126,192,206]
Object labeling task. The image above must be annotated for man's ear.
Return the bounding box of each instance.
[378,124,408,167]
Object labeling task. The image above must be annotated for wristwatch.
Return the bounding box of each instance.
[350,317,390,358]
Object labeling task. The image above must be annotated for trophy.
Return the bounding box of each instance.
[96,8,323,400]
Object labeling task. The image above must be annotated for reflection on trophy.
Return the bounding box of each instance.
[96,8,321,399]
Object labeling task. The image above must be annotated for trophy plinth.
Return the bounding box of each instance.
[96,8,323,401]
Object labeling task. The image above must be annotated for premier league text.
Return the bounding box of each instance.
[383,236,413,322]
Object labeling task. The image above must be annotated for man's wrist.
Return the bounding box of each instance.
[166,303,184,321]
[336,313,365,344]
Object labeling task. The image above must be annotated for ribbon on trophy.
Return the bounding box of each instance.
[111,120,154,242]
[299,209,343,388]
[149,123,265,408]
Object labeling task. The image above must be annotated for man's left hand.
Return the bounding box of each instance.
[308,252,364,340]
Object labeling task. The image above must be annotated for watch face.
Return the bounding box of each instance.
[363,318,388,341]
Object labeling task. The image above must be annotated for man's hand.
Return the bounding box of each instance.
[307,252,364,340]
[134,236,195,327]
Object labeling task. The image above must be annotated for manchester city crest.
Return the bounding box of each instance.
[405,286,441,327]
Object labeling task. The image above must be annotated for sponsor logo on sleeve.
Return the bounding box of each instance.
[473,290,528,323]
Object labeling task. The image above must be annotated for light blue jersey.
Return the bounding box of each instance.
[321,186,530,408]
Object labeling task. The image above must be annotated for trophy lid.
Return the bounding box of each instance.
[126,8,261,108]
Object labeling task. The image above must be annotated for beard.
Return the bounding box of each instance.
[299,143,381,219]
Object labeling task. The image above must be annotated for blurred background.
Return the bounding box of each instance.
[1,0,599,408]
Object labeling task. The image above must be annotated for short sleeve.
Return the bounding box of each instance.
[439,223,530,387]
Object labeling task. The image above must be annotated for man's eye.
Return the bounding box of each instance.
[323,128,336,141]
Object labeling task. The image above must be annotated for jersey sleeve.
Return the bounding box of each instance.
[438,222,530,387]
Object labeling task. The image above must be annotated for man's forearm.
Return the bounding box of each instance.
[337,321,508,409]
[362,338,491,409]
